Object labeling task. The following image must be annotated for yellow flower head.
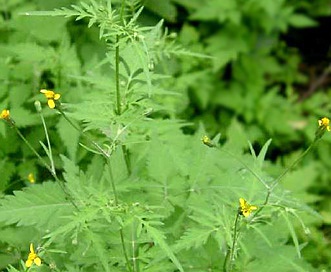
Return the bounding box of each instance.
[318,117,330,131]
[238,198,258,217]
[202,135,215,148]
[40,89,61,109]
[25,243,41,268]
[0,109,10,120]
[315,117,330,140]
[28,173,35,184]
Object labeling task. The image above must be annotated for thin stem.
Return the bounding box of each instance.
[225,213,240,272]
[115,35,121,115]
[221,148,269,189]
[57,107,110,159]
[38,110,55,174]
[14,127,53,176]
[120,229,132,272]
[132,220,139,272]
[107,161,119,205]
[270,143,314,190]
[14,126,78,209]
[122,145,132,175]
[120,0,126,22]
[114,33,132,175]
[253,142,315,218]
[108,161,132,272]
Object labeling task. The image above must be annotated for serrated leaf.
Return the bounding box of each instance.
[0,182,74,228]
[143,221,184,272]
[176,227,213,250]
[57,118,80,161]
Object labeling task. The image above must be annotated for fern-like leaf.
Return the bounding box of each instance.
[141,219,184,272]
[0,182,74,228]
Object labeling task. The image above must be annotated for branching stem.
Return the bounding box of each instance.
[57,107,110,158]
[14,126,78,209]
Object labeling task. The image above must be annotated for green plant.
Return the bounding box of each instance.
[0,0,330,271]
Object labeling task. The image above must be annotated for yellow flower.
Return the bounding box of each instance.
[28,173,35,184]
[318,117,330,131]
[0,109,10,120]
[202,135,215,147]
[25,243,41,268]
[238,198,258,217]
[315,117,330,140]
[40,89,61,109]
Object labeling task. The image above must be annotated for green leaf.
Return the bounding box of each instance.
[0,182,74,228]
[56,117,80,161]
[224,118,248,153]
[144,0,177,22]
[281,210,301,258]
[256,139,272,169]
[288,14,317,28]
[143,220,184,272]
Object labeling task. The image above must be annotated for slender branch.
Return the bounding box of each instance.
[224,213,240,272]
[57,107,110,159]
[122,145,132,175]
[38,107,56,174]
[107,161,119,205]
[14,127,53,176]
[221,148,269,189]
[270,143,314,190]
[108,161,132,272]
[14,126,78,209]
[253,142,315,219]
[131,220,139,272]
[115,34,121,115]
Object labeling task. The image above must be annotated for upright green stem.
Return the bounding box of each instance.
[114,34,132,175]
[120,0,126,22]
[108,162,132,272]
[115,35,121,115]
[38,109,56,174]
[107,161,119,205]
[225,213,240,272]
[131,220,139,272]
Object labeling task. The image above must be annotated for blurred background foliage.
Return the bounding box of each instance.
[0,0,331,270]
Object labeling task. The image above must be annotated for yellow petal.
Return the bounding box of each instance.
[29,243,35,254]
[0,109,10,119]
[54,93,61,100]
[239,198,246,207]
[250,205,258,211]
[34,257,42,266]
[48,99,55,109]
[25,259,33,268]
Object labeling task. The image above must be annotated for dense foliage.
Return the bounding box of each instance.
[0,0,330,271]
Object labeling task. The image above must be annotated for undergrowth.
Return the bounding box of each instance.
[0,0,330,271]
